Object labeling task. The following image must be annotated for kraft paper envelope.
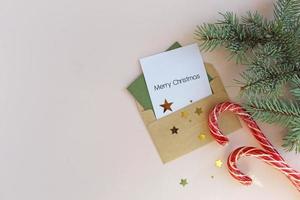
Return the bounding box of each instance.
[132,63,241,163]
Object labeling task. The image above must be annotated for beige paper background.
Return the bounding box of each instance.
[1,0,300,199]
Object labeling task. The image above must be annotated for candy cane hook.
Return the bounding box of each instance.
[208,102,300,191]
[228,146,300,191]
[208,102,281,160]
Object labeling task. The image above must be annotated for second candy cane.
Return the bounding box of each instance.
[208,102,300,191]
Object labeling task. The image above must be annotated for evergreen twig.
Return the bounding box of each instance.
[195,0,300,152]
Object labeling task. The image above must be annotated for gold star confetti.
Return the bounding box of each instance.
[180,111,189,119]
[170,126,179,134]
[195,107,203,116]
[160,99,173,113]
[198,133,206,141]
[180,179,188,187]
[215,159,223,168]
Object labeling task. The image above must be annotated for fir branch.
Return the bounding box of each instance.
[195,16,255,63]
[244,98,300,126]
[290,76,300,100]
[196,2,300,63]
[274,0,300,31]
[250,42,287,65]
[239,62,300,96]
[242,11,275,40]
[195,23,230,51]
[283,119,300,153]
[195,0,300,153]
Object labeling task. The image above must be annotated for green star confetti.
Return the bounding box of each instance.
[180,179,188,187]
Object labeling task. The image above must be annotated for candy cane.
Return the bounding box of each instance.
[208,102,300,191]
[208,102,282,160]
[228,146,300,191]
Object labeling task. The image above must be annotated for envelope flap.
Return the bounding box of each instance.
[204,63,218,79]
[210,75,226,93]
[136,101,156,124]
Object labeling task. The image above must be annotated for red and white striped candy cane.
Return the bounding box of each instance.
[209,102,282,160]
[208,102,300,191]
[228,146,300,191]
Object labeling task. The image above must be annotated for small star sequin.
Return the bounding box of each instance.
[195,107,203,116]
[180,179,188,187]
[170,126,179,134]
[198,133,206,141]
[160,99,173,113]
[180,111,189,119]
[215,159,223,168]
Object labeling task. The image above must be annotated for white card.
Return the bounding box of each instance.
[140,43,212,119]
